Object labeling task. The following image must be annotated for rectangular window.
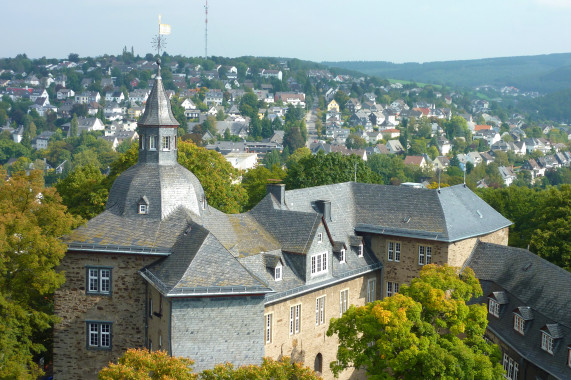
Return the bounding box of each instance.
[149,135,157,150]
[139,204,148,214]
[289,305,301,335]
[87,322,112,349]
[148,297,153,318]
[503,353,518,380]
[265,313,272,344]
[274,265,282,281]
[541,332,553,354]
[418,245,432,265]
[513,314,524,334]
[488,299,500,317]
[317,232,323,243]
[310,252,327,276]
[388,241,401,261]
[339,249,346,263]
[367,278,376,303]
[161,136,171,151]
[340,289,348,315]
[86,267,111,295]
[316,296,326,325]
[387,281,393,297]
[358,244,363,257]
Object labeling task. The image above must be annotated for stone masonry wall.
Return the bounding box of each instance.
[147,285,171,352]
[264,273,379,380]
[170,295,266,372]
[446,227,509,267]
[53,251,157,379]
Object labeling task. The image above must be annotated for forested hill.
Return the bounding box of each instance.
[324,53,571,93]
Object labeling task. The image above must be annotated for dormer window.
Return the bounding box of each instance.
[274,264,282,281]
[541,331,554,354]
[339,249,346,263]
[358,244,363,257]
[317,233,323,243]
[138,196,149,214]
[514,314,524,334]
[488,299,500,317]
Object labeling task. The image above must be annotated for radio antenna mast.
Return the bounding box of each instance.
[204,0,208,59]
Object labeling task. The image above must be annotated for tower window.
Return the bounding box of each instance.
[162,136,171,151]
[149,135,157,150]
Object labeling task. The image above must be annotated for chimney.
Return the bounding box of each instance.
[315,200,331,222]
[266,184,285,206]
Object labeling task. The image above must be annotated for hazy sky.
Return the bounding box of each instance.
[3,0,571,63]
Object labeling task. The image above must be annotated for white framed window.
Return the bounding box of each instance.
[358,244,363,257]
[388,241,401,262]
[316,296,326,325]
[311,252,327,276]
[149,135,157,150]
[139,204,148,214]
[87,267,111,295]
[289,304,301,335]
[386,281,399,298]
[317,232,323,243]
[87,321,112,349]
[541,331,553,354]
[340,289,348,315]
[503,353,519,380]
[339,249,346,263]
[148,297,153,318]
[367,278,376,303]
[513,314,524,334]
[488,299,500,317]
[274,264,282,281]
[265,313,273,344]
[418,245,432,265]
[161,136,171,151]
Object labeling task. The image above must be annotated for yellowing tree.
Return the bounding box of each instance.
[0,169,79,379]
[327,265,504,379]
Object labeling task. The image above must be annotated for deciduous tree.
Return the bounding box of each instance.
[0,169,79,378]
[327,264,503,379]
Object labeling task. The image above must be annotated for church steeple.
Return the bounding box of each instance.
[137,58,179,165]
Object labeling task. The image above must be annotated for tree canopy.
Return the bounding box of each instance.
[98,349,322,380]
[327,264,503,379]
[0,168,79,379]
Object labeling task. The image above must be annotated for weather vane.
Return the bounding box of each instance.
[152,14,171,56]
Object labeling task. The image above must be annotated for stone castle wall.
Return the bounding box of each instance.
[53,251,156,379]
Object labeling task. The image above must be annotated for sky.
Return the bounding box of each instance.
[3,0,571,63]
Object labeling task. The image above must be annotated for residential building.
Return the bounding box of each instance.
[465,243,571,380]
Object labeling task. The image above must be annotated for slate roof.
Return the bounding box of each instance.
[138,60,179,127]
[141,222,272,296]
[465,242,571,379]
[106,163,205,220]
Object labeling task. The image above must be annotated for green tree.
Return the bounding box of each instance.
[98,348,197,380]
[285,151,379,189]
[528,185,571,271]
[283,126,305,153]
[239,92,259,118]
[70,114,79,138]
[242,165,286,210]
[177,140,247,214]
[328,264,503,379]
[55,165,108,220]
[200,357,322,380]
[0,169,79,379]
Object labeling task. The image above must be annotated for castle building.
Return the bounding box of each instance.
[54,60,515,379]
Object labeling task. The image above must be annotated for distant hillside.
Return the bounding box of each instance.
[324,53,571,93]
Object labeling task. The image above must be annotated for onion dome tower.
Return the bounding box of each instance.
[106,59,206,220]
